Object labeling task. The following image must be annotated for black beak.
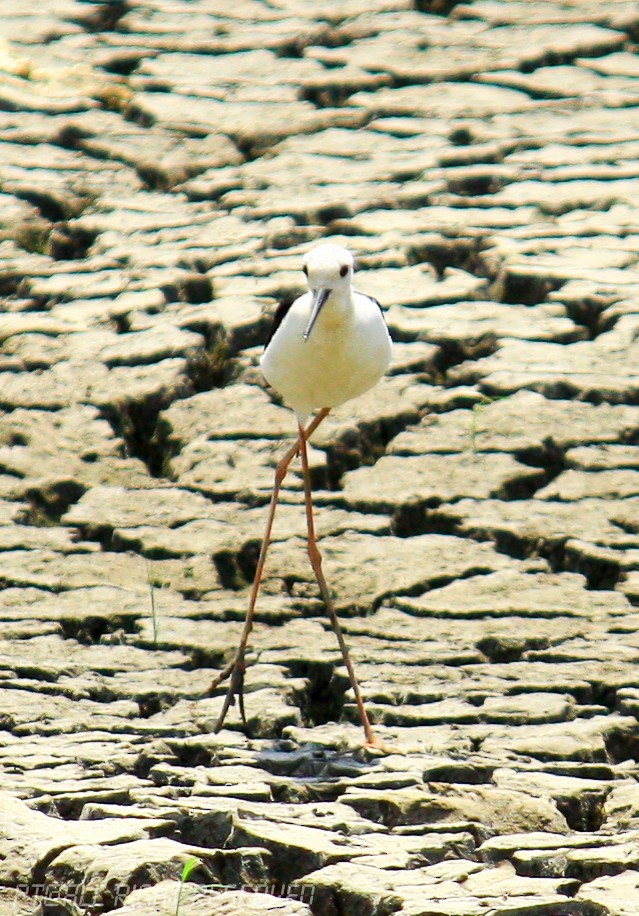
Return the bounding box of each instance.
[303,288,330,340]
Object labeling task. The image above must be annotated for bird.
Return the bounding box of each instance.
[211,243,392,746]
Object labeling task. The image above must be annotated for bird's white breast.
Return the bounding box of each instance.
[261,290,391,421]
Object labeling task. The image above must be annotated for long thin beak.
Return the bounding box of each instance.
[303,288,330,340]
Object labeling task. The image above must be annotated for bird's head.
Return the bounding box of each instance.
[301,244,354,340]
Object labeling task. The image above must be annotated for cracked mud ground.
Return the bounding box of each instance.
[1,1,639,914]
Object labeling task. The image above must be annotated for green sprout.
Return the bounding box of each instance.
[174,857,200,916]
[146,560,159,647]
[469,394,507,453]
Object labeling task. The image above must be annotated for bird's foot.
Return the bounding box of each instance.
[208,662,233,694]
[212,660,249,733]
[362,734,396,756]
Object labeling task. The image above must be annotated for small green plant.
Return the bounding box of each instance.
[174,857,200,916]
[468,394,508,452]
[146,560,159,646]
[469,399,486,453]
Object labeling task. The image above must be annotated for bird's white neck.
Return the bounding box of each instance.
[312,285,352,328]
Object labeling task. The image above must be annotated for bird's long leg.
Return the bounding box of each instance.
[211,407,331,733]
[297,421,378,747]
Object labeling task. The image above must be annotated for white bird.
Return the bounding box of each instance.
[212,243,392,746]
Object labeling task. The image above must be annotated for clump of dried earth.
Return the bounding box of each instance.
[1,0,639,914]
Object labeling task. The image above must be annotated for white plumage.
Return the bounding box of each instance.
[261,243,392,421]
[213,243,391,747]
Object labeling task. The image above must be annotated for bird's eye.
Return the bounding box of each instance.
[302,265,308,277]
[339,265,349,278]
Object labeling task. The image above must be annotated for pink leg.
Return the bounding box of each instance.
[297,421,378,747]
[212,408,331,733]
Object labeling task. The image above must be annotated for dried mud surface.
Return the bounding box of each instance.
[2,1,639,914]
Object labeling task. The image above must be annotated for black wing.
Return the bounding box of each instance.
[265,299,293,347]
[361,293,387,325]
[368,294,384,315]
